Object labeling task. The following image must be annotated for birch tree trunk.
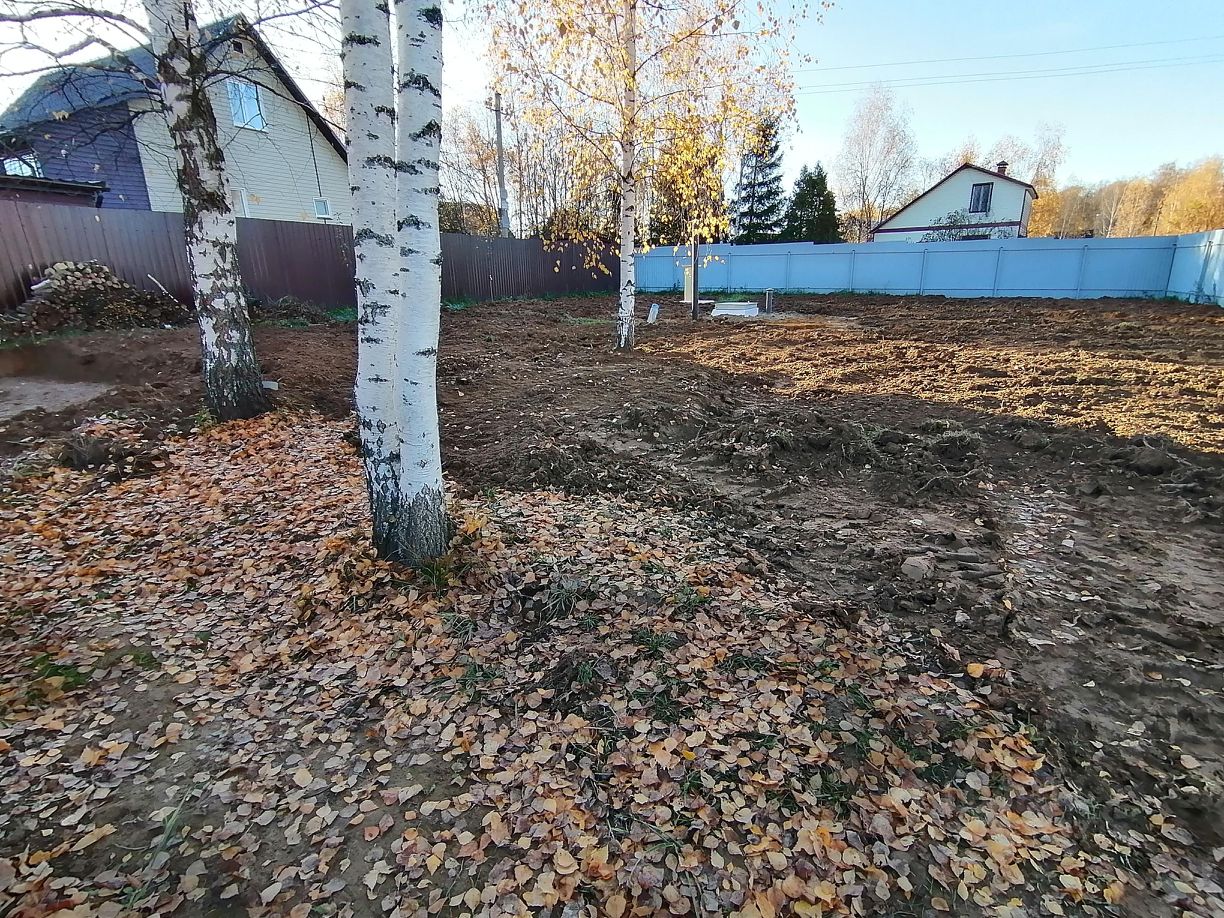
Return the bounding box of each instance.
[615,0,638,350]
[343,0,449,566]
[391,0,449,564]
[341,0,403,555]
[143,0,270,420]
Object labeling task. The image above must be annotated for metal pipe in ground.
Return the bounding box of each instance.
[690,240,700,320]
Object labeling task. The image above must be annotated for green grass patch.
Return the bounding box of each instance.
[631,628,681,657]
[28,653,90,690]
[560,314,615,326]
[327,306,358,323]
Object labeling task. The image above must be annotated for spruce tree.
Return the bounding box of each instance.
[731,118,786,243]
[781,163,843,243]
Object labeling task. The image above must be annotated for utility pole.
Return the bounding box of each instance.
[493,92,511,238]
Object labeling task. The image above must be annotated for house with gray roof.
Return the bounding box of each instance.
[0,16,349,224]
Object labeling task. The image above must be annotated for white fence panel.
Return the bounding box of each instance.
[1167,230,1223,303]
[636,230,1224,305]
[787,251,853,291]
[921,245,998,296]
[852,247,925,292]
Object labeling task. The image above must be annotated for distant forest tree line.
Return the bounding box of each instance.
[438,85,1224,247]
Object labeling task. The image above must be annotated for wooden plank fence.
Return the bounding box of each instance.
[0,200,615,311]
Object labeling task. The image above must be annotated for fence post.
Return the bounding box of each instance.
[1074,243,1089,297]
[849,249,857,292]
[918,248,928,295]
[1193,239,1213,303]
[1163,238,1179,299]
[992,245,1004,296]
[784,253,792,293]
[727,252,734,292]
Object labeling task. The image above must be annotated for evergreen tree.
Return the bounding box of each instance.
[731,118,786,243]
[781,163,843,243]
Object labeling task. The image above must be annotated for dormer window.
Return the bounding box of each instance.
[969,182,993,214]
[227,78,266,131]
[2,149,43,177]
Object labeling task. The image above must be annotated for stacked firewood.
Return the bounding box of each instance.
[1,260,190,343]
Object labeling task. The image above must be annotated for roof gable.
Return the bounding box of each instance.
[874,163,1037,233]
[0,16,345,161]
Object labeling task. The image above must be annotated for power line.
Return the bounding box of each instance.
[795,52,1224,91]
[794,54,1224,96]
[794,34,1224,74]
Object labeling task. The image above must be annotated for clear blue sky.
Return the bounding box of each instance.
[785,0,1224,187]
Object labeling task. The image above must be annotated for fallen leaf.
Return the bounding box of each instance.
[553,849,578,875]
[71,824,115,852]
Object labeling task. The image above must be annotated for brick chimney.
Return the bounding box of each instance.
[996,160,1009,176]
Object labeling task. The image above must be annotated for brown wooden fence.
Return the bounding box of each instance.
[0,200,616,311]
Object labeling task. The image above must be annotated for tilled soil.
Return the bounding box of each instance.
[4,293,1224,904]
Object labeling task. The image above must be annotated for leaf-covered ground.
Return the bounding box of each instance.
[2,414,1219,916]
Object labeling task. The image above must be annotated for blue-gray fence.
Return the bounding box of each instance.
[636,230,1224,305]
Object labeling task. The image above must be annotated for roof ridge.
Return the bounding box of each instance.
[0,15,345,163]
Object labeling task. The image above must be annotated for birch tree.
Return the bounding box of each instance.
[441,103,616,240]
[342,0,448,564]
[142,0,269,418]
[485,0,803,349]
[836,85,916,242]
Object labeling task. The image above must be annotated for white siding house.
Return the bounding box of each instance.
[871,162,1037,243]
[132,30,349,224]
[0,16,349,224]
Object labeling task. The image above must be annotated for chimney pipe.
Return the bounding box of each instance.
[996,160,1009,176]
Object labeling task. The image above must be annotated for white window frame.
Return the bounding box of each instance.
[227,78,267,131]
[313,197,333,221]
[969,182,994,214]
[2,150,43,177]
[235,188,251,217]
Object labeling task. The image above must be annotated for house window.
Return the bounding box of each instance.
[227,78,266,131]
[969,182,993,214]
[313,197,333,221]
[2,150,43,177]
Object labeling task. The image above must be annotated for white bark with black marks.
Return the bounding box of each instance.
[343,0,449,565]
[392,0,448,564]
[342,0,403,555]
[143,0,269,420]
[615,0,637,351]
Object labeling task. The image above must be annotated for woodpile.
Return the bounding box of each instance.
[1,260,190,344]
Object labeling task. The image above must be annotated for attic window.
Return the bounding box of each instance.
[231,39,245,53]
[969,182,993,214]
[2,150,43,178]
[314,198,333,221]
[227,78,266,131]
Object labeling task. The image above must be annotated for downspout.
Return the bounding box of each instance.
[307,125,323,198]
